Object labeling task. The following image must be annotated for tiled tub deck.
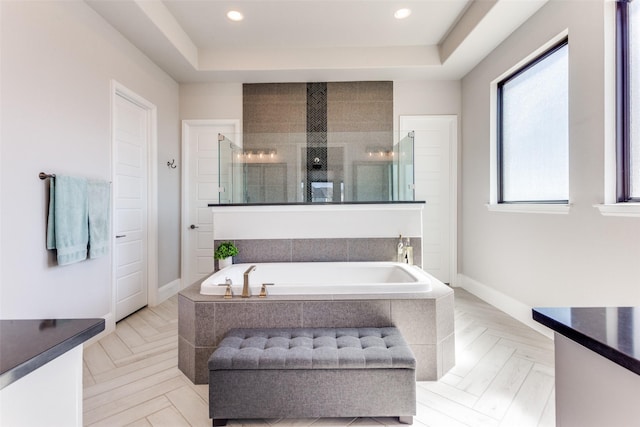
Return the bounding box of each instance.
[178,280,455,384]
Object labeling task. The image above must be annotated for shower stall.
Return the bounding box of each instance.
[217,131,415,204]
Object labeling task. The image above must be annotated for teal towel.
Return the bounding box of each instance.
[88,179,111,259]
[46,175,89,265]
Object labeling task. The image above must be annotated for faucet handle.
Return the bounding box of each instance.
[218,283,234,299]
[259,283,275,298]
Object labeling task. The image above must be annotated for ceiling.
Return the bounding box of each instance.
[86,0,548,83]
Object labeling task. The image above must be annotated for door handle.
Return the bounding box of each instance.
[190,224,199,229]
[116,235,126,238]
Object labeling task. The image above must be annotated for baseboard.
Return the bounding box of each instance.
[456,274,553,339]
[83,312,115,348]
[156,278,181,305]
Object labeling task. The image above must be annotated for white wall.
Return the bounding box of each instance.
[0,0,4,313]
[180,82,243,124]
[393,80,462,136]
[0,1,180,319]
[211,204,424,240]
[461,0,640,313]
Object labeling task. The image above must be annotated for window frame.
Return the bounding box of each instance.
[616,0,639,202]
[496,37,570,204]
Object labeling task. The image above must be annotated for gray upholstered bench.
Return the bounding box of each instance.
[208,327,416,426]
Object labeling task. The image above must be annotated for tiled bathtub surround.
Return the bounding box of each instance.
[179,282,454,384]
[215,237,422,268]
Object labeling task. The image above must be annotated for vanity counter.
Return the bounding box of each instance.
[0,318,104,427]
[533,306,640,426]
[533,306,640,375]
[0,317,104,389]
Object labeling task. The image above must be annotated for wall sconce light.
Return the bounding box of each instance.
[241,149,277,158]
[366,147,394,158]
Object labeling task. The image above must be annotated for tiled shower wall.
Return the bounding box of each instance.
[326,81,393,134]
[243,81,392,139]
[242,82,394,202]
[214,238,422,267]
[243,83,307,139]
[242,84,306,202]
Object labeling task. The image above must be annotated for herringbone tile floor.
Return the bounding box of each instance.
[83,289,555,426]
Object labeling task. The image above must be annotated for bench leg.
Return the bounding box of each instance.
[212,419,228,426]
[399,416,413,425]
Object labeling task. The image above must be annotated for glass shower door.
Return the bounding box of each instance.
[218,134,243,203]
[394,131,415,201]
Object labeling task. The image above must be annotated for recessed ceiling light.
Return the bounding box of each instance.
[227,10,244,21]
[394,8,412,19]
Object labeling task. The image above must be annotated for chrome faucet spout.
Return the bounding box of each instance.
[242,265,256,298]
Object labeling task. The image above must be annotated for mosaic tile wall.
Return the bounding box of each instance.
[306,82,328,200]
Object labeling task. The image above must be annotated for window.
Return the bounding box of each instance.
[497,39,569,203]
[617,0,640,202]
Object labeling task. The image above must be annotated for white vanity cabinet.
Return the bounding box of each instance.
[0,318,104,427]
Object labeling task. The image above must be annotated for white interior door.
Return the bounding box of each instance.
[113,92,150,321]
[400,115,457,284]
[182,120,239,288]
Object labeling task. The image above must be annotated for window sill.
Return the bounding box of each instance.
[594,203,640,217]
[486,203,571,215]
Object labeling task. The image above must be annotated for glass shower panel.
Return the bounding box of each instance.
[218,134,243,204]
[216,131,413,204]
[395,131,415,201]
[353,162,392,201]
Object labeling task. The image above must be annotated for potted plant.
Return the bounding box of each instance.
[214,241,239,269]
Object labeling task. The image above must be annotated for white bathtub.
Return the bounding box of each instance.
[200,262,433,295]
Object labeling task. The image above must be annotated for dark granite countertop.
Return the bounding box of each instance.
[533,307,640,375]
[0,318,104,389]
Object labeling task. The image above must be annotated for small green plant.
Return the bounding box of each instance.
[214,241,239,260]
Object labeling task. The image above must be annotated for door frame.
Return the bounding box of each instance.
[110,80,158,327]
[399,115,458,285]
[181,119,240,289]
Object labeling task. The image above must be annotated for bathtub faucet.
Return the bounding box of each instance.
[242,265,257,298]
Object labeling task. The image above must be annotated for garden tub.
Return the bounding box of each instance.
[200,262,433,295]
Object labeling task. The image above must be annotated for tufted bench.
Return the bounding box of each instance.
[208,327,416,426]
